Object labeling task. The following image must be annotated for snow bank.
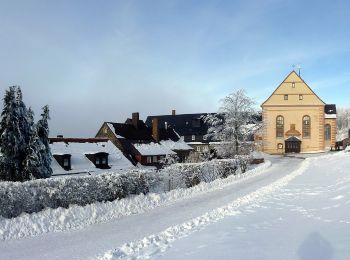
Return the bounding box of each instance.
[0,160,271,241]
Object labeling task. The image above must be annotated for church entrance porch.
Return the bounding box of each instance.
[285,136,301,153]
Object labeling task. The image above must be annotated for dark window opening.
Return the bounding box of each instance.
[53,154,71,171]
[325,124,331,141]
[192,119,201,128]
[86,152,110,169]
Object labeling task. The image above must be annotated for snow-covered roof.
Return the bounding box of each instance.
[133,142,176,156]
[160,139,193,151]
[50,141,134,175]
[285,136,301,141]
[325,114,337,119]
[186,142,208,145]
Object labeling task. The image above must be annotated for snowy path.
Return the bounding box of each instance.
[105,152,350,260]
[0,156,303,260]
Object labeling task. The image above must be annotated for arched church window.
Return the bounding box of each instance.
[303,115,311,138]
[325,124,331,140]
[276,116,284,138]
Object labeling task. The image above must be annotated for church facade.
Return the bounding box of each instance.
[261,71,336,154]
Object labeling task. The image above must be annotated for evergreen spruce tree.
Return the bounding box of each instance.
[15,87,32,174]
[36,105,52,178]
[22,126,41,180]
[0,87,23,181]
[0,87,52,181]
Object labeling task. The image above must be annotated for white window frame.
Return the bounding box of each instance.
[192,135,196,141]
[147,156,152,163]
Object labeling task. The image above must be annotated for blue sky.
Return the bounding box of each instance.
[0,0,349,136]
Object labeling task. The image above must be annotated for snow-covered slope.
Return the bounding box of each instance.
[101,152,350,260]
[1,152,350,260]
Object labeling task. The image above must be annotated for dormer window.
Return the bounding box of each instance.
[284,95,288,100]
[292,82,295,88]
[86,152,110,169]
[53,154,71,171]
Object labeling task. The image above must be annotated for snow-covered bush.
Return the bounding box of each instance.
[0,170,158,218]
[163,158,248,189]
[0,157,253,218]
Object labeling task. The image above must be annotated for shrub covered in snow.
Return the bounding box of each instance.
[0,157,252,218]
[162,156,250,189]
[0,170,156,218]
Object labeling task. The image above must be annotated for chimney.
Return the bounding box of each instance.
[132,112,139,129]
[152,118,160,143]
[172,109,176,116]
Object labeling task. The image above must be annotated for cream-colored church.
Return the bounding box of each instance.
[261,71,336,154]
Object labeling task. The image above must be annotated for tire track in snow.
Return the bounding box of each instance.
[99,158,311,260]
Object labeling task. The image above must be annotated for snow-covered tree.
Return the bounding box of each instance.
[0,87,24,181]
[0,87,52,181]
[203,89,258,158]
[36,105,52,178]
[160,154,179,168]
[336,107,350,141]
[22,127,42,180]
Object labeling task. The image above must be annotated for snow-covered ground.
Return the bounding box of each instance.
[1,152,349,259]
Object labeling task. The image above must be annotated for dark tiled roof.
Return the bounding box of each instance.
[118,139,141,156]
[159,128,180,141]
[325,104,336,114]
[107,121,180,142]
[49,137,109,144]
[109,122,153,141]
[145,113,215,136]
[145,112,262,137]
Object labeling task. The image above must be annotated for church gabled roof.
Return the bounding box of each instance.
[261,71,325,107]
